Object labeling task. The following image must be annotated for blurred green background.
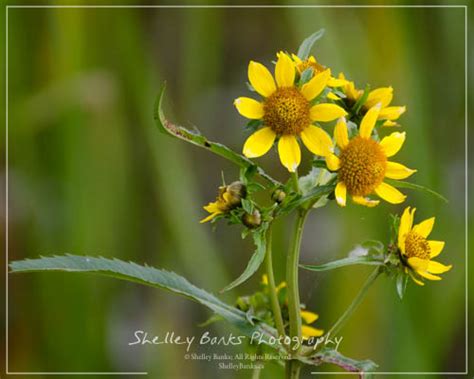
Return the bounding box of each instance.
[3,2,471,378]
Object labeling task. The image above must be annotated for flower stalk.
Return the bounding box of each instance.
[328,266,382,337]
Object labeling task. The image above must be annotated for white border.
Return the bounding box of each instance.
[4,4,468,377]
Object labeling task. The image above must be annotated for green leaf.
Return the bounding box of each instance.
[10,254,284,350]
[300,255,383,272]
[241,198,254,214]
[384,179,448,203]
[220,224,268,293]
[297,29,325,60]
[396,272,408,300]
[310,347,378,375]
[299,67,314,85]
[154,84,280,187]
[9,254,378,370]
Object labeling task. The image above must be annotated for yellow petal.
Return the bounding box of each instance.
[300,125,333,156]
[301,325,324,339]
[374,182,406,204]
[428,240,445,258]
[417,270,442,281]
[379,106,406,120]
[335,181,347,206]
[275,53,295,88]
[408,271,425,286]
[261,274,269,285]
[398,207,415,252]
[200,212,221,223]
[243,127,276,158]
[427,260,452,274]
[328,77,347,87]
[203,201,223,213]
[352,196,380,207]
[379,132,406,157]
[278,135,301,172]
[234,97,264,119]
[382,120,399,127]
[301,69,330,100]
[310,104,347,122]
[327,92,341,101]
[408,257,429,272]
[334,117,349,149]
[248,61,276,97]
[385,161,417,179]
[365,87,393,108]
[412,217,435,238]
[359,103,381,138]
[325,153,340,171]
[291,53,302,64]
[300,310,318,324]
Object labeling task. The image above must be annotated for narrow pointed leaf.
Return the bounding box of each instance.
[384,179,448,203]
[221,224,268,292]
[297,29,325,60]
[301,256,383,272]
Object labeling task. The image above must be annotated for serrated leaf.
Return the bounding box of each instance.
[384,179,448,203]
[9,254,377,369]
[154,84,280,187]
[221,224,268,292]
[300,256,383,272]
[10,254,284,351]
[297,29,325,60]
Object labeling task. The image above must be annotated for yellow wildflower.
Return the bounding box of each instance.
[200,181,246,223]
[325,106,416,207]
[333,73,406,126]
[398,207,452,285]
[234,53,347,172]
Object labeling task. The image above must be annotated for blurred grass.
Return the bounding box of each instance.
[4,3,471,378]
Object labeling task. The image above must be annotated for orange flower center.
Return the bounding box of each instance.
[339,136,387,196]
[297,60,326,74]
[404,231,431,259]
[263,87,310,135]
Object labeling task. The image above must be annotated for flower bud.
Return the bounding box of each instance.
[224,181,247,207]
[272,188,286,203]
[242,210,262,229]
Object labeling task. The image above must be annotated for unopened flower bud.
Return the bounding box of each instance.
[242,210,262,229]
[272,189,286,203]
[221,181,246,208]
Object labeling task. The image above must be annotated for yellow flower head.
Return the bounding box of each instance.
[200,181,246,223]
[234,53,347,172]
[300,309,324,339]
[326,105,416,207]
[334,74,406,127]
[398,206,452,285]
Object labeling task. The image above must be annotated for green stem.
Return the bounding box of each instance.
[285,208,309,379]
[264,224,286,338]
[328,266,381,337]
[291,171,300,193]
